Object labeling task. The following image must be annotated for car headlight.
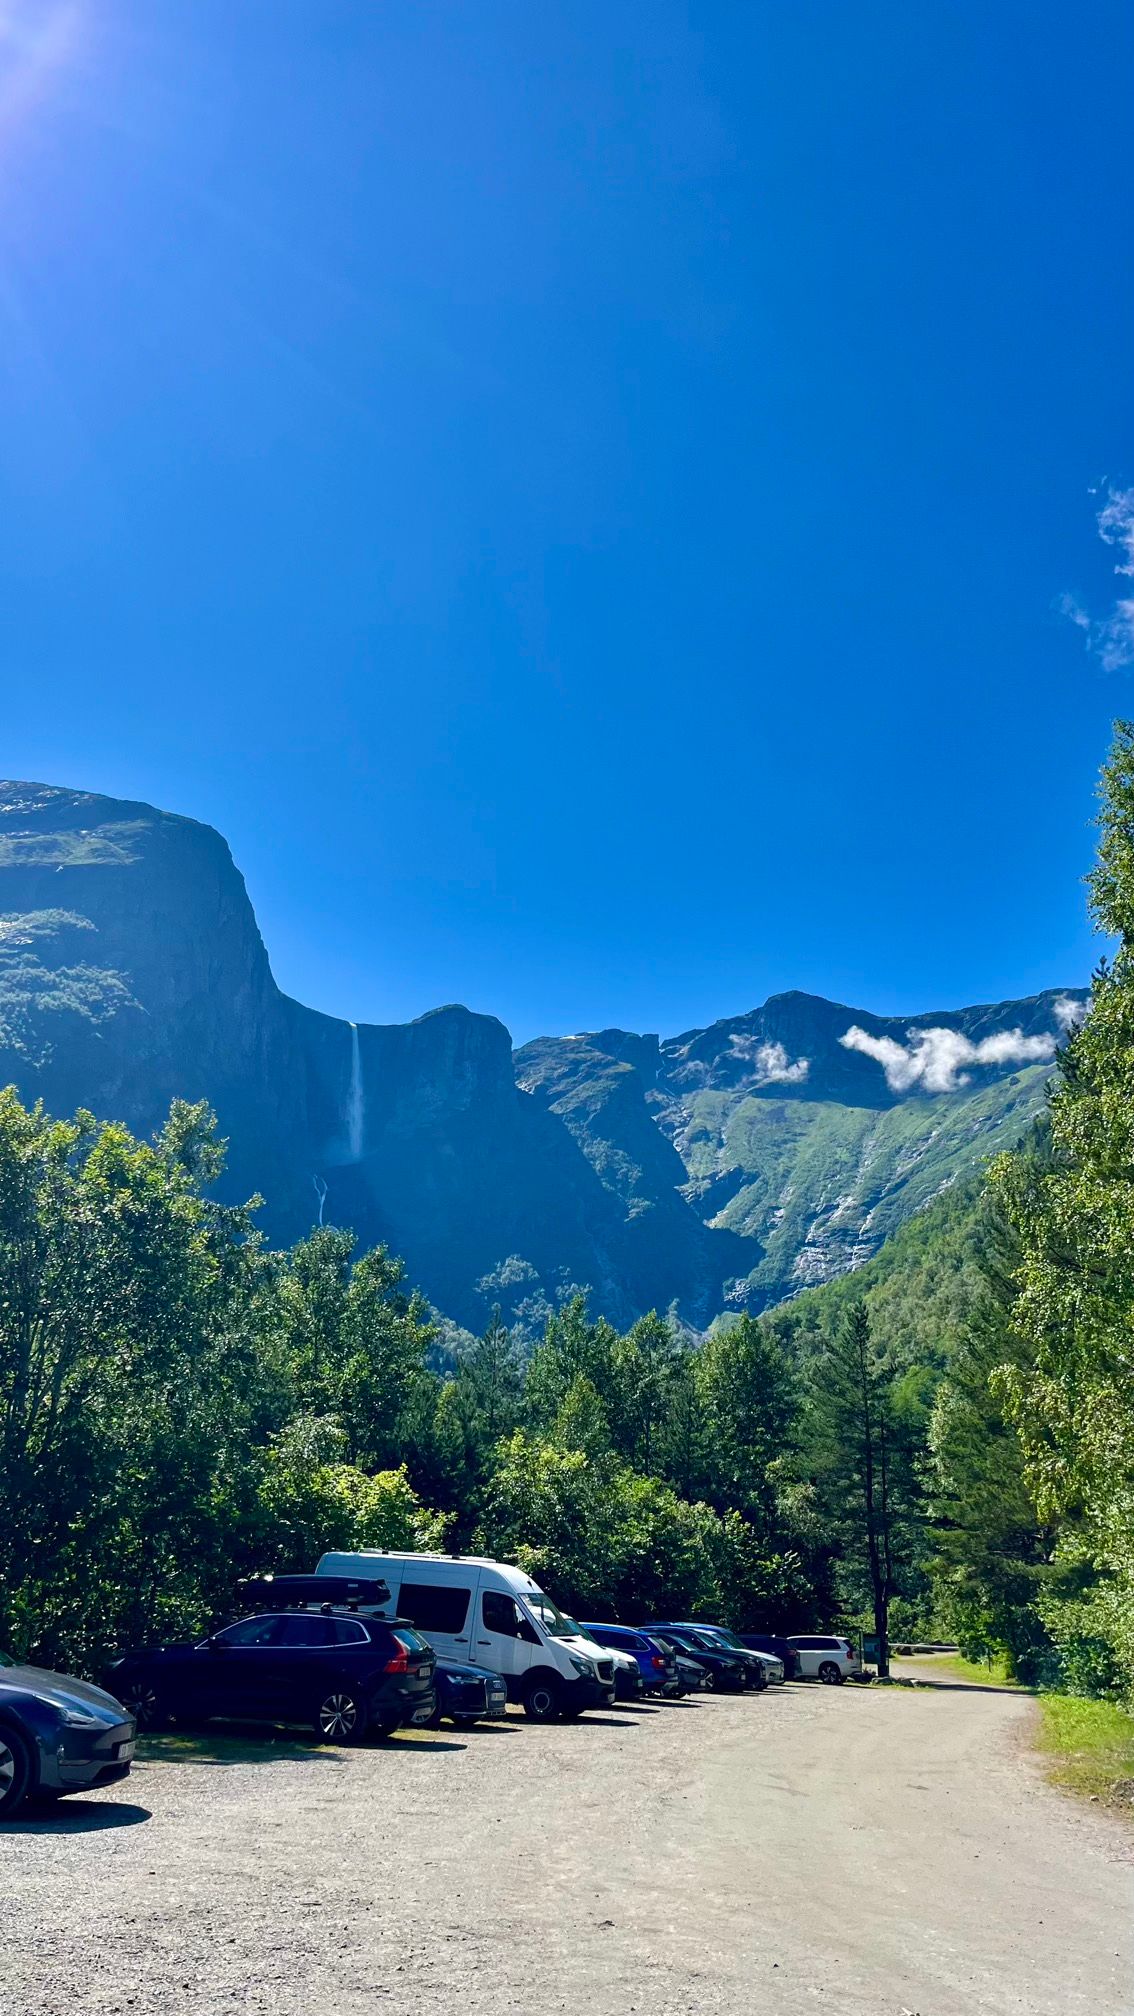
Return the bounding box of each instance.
[569,1655,595,1679]
[57,1705,112,1729]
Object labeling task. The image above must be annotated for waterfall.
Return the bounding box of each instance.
[346,1021,365,1161]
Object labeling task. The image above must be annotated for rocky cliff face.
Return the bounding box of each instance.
[0,782,1087,1329]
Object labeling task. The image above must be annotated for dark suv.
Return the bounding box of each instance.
[106,1575,436,1743]
[643,1626,752,1692]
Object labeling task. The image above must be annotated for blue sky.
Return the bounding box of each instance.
[2,3,1132,1043]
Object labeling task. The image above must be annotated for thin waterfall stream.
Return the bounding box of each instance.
[346,1021,365,1160]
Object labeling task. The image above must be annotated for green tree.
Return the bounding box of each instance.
[278,1227,436,1470]
[694,1314,799,1516]
[457,1303,523,1450]
[608,1311,684,1472]
[258,1414,446,1565]
[523,1295,620,1432]
[475,1429,618,1611]
[988,722,1134,1694]
[0,1093,278,1670]
[806,1301,920,1676]
[928,1182,1054,1678]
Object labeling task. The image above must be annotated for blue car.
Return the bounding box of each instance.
[579,1623,672,1694]
[426,1659,508,1729]
[0,1649,136,1818]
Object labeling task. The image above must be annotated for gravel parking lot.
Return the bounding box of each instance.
[3,1677,1132,2016]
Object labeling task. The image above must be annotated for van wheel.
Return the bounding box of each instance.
[818,1661,843,1685]
[315,1690,368,1743]
[523,1676,562,1721]
[0,1725,33,1818]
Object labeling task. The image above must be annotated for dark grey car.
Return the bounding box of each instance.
[0,1649,136,1818]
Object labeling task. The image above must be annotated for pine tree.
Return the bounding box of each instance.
[807,1300,917,1677]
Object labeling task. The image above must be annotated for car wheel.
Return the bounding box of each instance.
[315,1690,368,1743]
[121,1682,169,1732]
[0,1724,33,1818]
[523,1676,562,1722]
[818,1661,844,1685]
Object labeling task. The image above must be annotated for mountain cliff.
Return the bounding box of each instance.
[515,988,1080,1310]
[0,781,1085,1329]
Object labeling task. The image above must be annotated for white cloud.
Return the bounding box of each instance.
[839,1023,1057,1094]
[1061,487,1134,672]
[728,1034,810,1085]
[1053,993,1088,1034]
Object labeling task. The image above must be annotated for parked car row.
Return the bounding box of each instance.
[0,1548,863,1817]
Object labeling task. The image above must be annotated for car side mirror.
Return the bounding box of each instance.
[517,1619,540,1646]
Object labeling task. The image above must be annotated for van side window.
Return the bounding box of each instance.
[398,1582,471,1634]
[482,1591,520,1636]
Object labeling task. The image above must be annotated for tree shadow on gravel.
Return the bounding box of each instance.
[3,1798,151,1834]
[557,1715,640,1730]
[138,1725,468,1765]
[898,1678,1029,1696]
[138,1727,338,1767]
[375,1735,467,1753]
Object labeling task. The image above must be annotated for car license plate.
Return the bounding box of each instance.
[116,1740,135,1760]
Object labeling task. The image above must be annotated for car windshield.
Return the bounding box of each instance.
[562,1617,598,1644]
[672,1630,716,1652]
[523,1589,575,1639]
[709,1628,744,1648]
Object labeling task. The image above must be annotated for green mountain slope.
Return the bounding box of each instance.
[517,991,1080,1316]
[674,1062,1051,1305]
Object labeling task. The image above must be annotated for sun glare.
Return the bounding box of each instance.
[0,0,81,138]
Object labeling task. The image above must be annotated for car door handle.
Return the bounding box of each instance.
[476,1639,491,1646]
[453,1636,468,1642]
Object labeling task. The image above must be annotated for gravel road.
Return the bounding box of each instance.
[3,1673,1131,2016]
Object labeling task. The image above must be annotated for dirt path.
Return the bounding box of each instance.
[2,1676,1130,2015]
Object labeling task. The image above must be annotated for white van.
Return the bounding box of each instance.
[316,1551,617,1721]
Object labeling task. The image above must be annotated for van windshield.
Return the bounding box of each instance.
[523,1589,575,1639]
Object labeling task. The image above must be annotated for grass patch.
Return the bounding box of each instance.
[1035,1694,1134,1811]
[898,1651,1019,1687]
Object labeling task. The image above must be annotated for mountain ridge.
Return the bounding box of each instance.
[0,780,1086,1328]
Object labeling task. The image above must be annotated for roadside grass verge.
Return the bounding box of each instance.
[898,1651,1019,1687]
[1035,1695,1134,1811]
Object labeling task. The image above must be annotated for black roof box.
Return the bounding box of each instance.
[237,1572,391,1610]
